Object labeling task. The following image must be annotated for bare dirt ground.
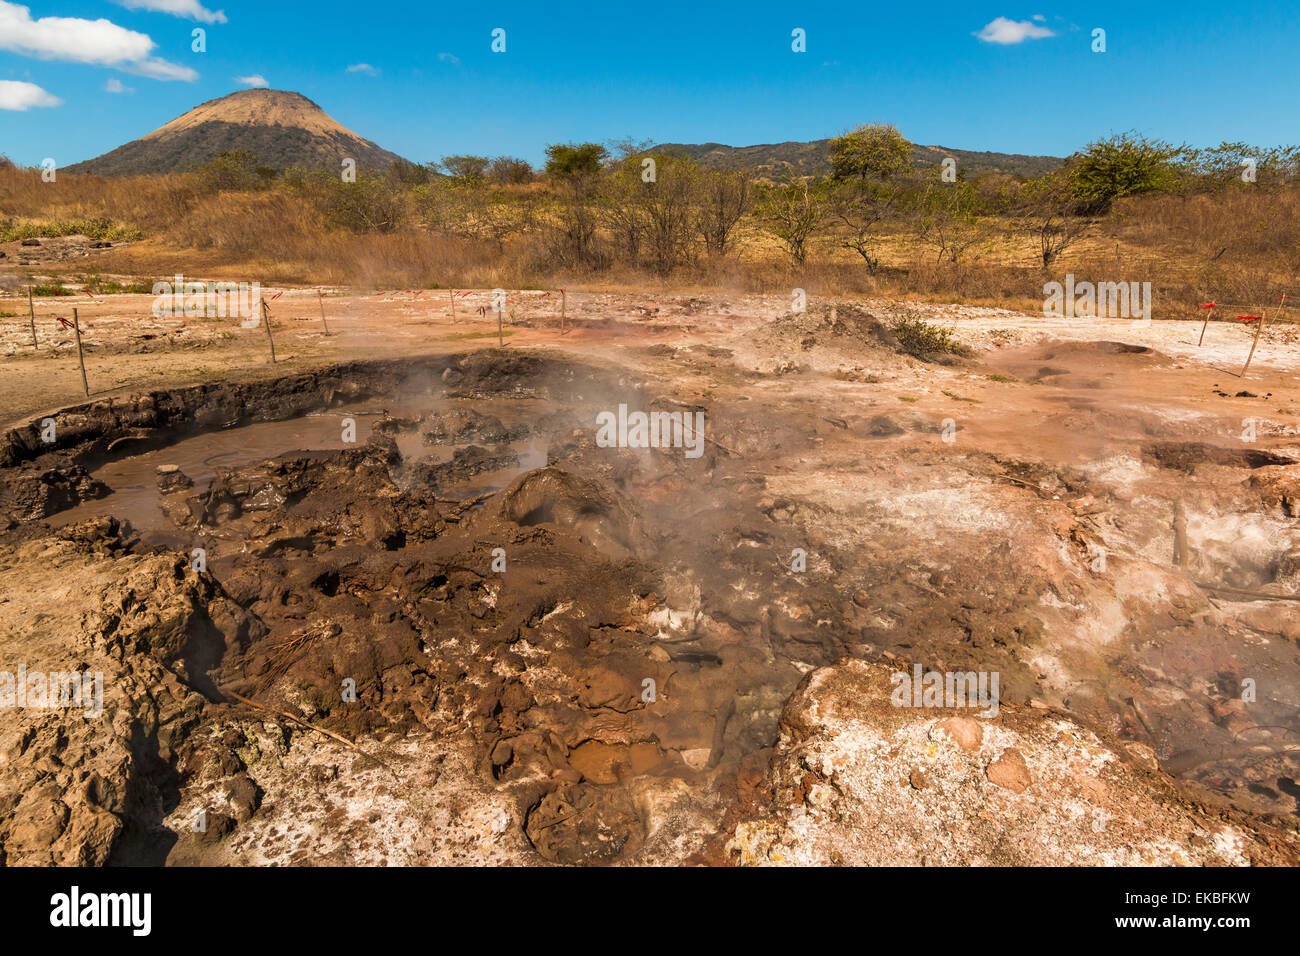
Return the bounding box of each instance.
[1,278,1298,865]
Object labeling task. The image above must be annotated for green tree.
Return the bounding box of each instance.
[544,142,608,178]
[388,158,433,186]
[439,155,491,181]
[828,124,912,183]
[1069,133,1181,213]
[542,143,608,268]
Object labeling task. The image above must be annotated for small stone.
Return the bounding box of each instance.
[909,768,929,790]
[648,644,671,663]
[156,466,193,494]
[986,748,1032,794]
[852,589,871,608]
[680,748,711,771]
[932,716,983,752]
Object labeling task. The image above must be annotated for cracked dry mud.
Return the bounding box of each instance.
[1,297,1298,866]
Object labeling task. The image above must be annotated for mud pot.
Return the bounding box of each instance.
[2,303,1299,865]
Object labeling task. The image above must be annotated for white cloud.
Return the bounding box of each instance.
[0,1,196,80]
[130,57,198,81]
[974,16,1056,45]
[114,0,227,25]
[437,52,460,65]
[0,78,62,110]
[347,62,378,76]
[236,74,268,88]
[104,77,134,93]
[1032,13,1047,22]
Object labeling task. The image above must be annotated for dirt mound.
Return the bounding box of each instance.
[422,408,527,446]
[497,467,647,563]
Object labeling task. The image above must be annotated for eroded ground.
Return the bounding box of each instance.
[1,287,1298,865]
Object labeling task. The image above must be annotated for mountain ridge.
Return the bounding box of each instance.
[63,88,1064,180]
[654,138,1064,179]
[65,89,405,176]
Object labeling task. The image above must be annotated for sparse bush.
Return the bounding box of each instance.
[696,166,751,257]
[194,150,266,193]
[30,283,74,297]
[0,216,143,242]
[757,177,830,264]
[304,172,406,233]
[888,312,965,356]
[488,156,534,185]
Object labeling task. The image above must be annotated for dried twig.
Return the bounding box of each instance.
[224,689,401,780]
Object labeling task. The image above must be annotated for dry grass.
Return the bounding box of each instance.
[4,162,1296,319]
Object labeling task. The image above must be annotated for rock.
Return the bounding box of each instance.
[21,238,40,247]
[909,768,929,790]
[852,589,871,608]
[986,748,1032,793]
[156,465,193,494]
[866,415,906,437]
[194,812,236,845]
[225,773,261,823]
[681,748,711,771]
[1,467,111,520]
[932,716,983,752]
[491,740,513,767]
[1124,741,1159,771]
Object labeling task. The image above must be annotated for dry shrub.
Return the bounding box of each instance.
[6,164,1296,320]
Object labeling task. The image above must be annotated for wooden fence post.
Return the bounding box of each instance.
[72,307,89,396]
[1242,311,1267,377]
[318,290,330,335]
[261,299,278,364]
[1197,302,1215,347]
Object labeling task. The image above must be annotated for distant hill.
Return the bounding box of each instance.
[66,89,406,176]
[655,138,1064,179]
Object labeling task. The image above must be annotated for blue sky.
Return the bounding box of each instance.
[2,1,1298,168]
